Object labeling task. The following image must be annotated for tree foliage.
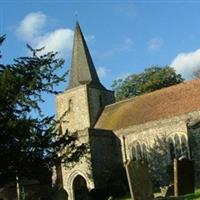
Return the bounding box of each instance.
[112,66,184,101]
[193,67,200,79]
[0,36,86,185]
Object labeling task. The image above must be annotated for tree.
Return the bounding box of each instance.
[0,36,86,186]
[193,67,200,79]
[111,66,184,101]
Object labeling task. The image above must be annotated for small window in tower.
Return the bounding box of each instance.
[99,95,103,108]
[67,98,73,112]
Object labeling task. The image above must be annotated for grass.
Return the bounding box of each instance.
[117,188,200,200]
[116,196,131,200]
[164,188,200,200]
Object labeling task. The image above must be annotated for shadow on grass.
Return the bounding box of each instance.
[160,193,200,200]
[117,194,200,200]
[117,189,200,200]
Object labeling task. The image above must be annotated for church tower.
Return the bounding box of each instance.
[55,22,123,200]
[56,22,115,134]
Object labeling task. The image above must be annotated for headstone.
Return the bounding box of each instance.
[174,158,194,196]
[125,160,154,200]
[160,184,174,197]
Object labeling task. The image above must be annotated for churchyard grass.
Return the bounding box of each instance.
[116,196,131,200]
[164,188,200,200]
[117,188,200,200]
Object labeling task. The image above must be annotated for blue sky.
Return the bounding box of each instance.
[1,0,200,116]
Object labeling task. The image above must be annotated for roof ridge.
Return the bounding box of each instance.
[95,78,200,130]
[106,79,200,109]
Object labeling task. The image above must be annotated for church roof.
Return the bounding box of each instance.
[95,79,200,130]
[68,22,105,89]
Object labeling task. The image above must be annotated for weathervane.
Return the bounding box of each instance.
[75,10,78,21]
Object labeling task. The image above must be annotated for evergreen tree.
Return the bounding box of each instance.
[0,36,86,185]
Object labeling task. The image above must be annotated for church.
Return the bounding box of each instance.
[54,22,200,200]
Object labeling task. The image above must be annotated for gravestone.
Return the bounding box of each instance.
[174,158,194,196]
[125,160,154,200]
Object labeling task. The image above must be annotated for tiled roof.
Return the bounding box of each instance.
[95,79,200,130]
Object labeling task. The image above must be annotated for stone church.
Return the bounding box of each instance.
[54,22,200,200]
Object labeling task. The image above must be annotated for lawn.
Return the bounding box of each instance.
[164,188,200,200]
[117,188,200,200]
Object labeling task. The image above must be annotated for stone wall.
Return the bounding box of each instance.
[56,79,200,193]
[89,129,125,189]
[188,122,200,186]
[60,129,95,200]
[56,85,90,133]
[88,87,115,127]
[56,84,116,198]
[56,84,116,199]
[116,110,200,159]
[56,85,115,133]
[116,110,200,187]
[55,127,126,199]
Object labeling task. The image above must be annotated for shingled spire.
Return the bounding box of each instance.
[68,22,105,89]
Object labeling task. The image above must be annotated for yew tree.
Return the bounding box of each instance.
[0,36,86,185]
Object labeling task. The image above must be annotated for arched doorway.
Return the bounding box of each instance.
[73,175,89,200]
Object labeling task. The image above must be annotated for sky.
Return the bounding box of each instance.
[1,0,200,116]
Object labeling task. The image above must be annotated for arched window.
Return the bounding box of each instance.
[136,143,142,160]
[181,135,188,158]
[174,134,181,158]
[141,143,147,160]
[131,142,147,161]
[168,137,175,160]
[132,146,137,160]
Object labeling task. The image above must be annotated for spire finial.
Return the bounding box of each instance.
[74,10,78,22]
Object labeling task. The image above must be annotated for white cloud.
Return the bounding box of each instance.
[171,48,200,79]
[36,29,73,57]
[17,12,47,41]
[16,12,74,58]
[148,37,163,51]
[97,66,110,79]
